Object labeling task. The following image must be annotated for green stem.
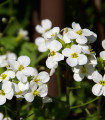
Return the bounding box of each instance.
[57,65,61,96]
[0,0,9,7]
[16,99,21,120]
[97,97,101,120]
[66,65,70,109]
[85,108,91,117]
[70,97,99,109]
[34,51,48,66]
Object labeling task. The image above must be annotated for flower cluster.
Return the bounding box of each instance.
[0,55,50,105]
[35,19,97,80]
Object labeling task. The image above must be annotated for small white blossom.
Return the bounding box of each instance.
[18,29,29,40]
[62,45,87,67]
[92,71,105,96]
[0,81,14,105]
[35,19,52,34]
[67,22,93,44]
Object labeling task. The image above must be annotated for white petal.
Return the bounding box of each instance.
[9,61,19,71]
[49,40,62,51]
[53,53,64,61]
[24,93,34,102]
[71,45,81,54]
[78,54,87,65]
[92,71,102,83]
[82,29,93,36]
[16,71,27,83]
[63,34,71,43]
[72,65,81,73]
[0,112,3,120]
[72,22,81,30]
[87,32,97,43]
[52,27,60,34]
[35,25,44,33]
[38,71,50,83]
[67,31,78,39]
[102,40,105,49]
[66,57,77,67]
[76,36,88,44]
[92,84,103,96]
[7,71,15,78]
[17,56,30,67]
[35,37,45,46]
[38,84,48,97]
[6,89,14,100]
[3,117,12,120]
[30,82,37,90]
[100,51,105,60]
[46,57,58,69]
[18,82,29,91]
[22,67,38,76]
[41,19,52,29]
[7,53,17,61]
[42,96,52,103]
[0,96,6,105]
[2,81,12,93]
[62,48,71,57]
[38,44,47,52]
[73,73,84,81]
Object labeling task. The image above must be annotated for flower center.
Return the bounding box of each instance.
[76,29,82,35]
[45,29,49,32]
[0,90,5,96]
[51,34,55,37]
[32,77,40,84]
[1,74,7,80]
[17,90,22,95]
[99,81,105,86]
[18,64,24,71]
[49,51,56,56]
[81,66,87,74]
[33,90,39,96]
[71,53,78,58]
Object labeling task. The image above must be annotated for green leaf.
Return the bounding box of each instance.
[0,36,17,50]
[19,42,38,66]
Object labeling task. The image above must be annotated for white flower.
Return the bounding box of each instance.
[43,27,60,40]
[0,112,3,120]
[102,39,105,49]
[89,54,97,67]
[24,82,48,102]
[13,83,28,98]
[0,81,14,105]
[72,64,95,81]
[67,22,93,44]
[78,44,90,54]
[0,71,15,83]
[92,71,105,96]
[9,56,36,83]
[62,28,71,43]
[42,96,52,103]
[87,31,97,43]
[18,29,29,40]
[3,117,12,120]
[100,51,105,60]
[35,37,48,52]
[31,71,50,84]
[62,45,87,67]
[35,19,52,34]
[46,40,64,69]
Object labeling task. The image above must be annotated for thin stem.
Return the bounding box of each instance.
[85,108,91,117]
[66,65,70,109]
[57,65,61,96]
[0,0,9,7]
[16,99,21,120]
[97,97,101,120]
[70,97,99,109]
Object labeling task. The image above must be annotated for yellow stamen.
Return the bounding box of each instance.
[49,51,56,56]
[76,29,82,35]
[33,90,39,96]
[99,81,105,86]
[71,53,78,58]
[0,90,5,96]
[32,77,40,84]
[18,65,24,71]
[17,90,22,95]
[1,74,7,80]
